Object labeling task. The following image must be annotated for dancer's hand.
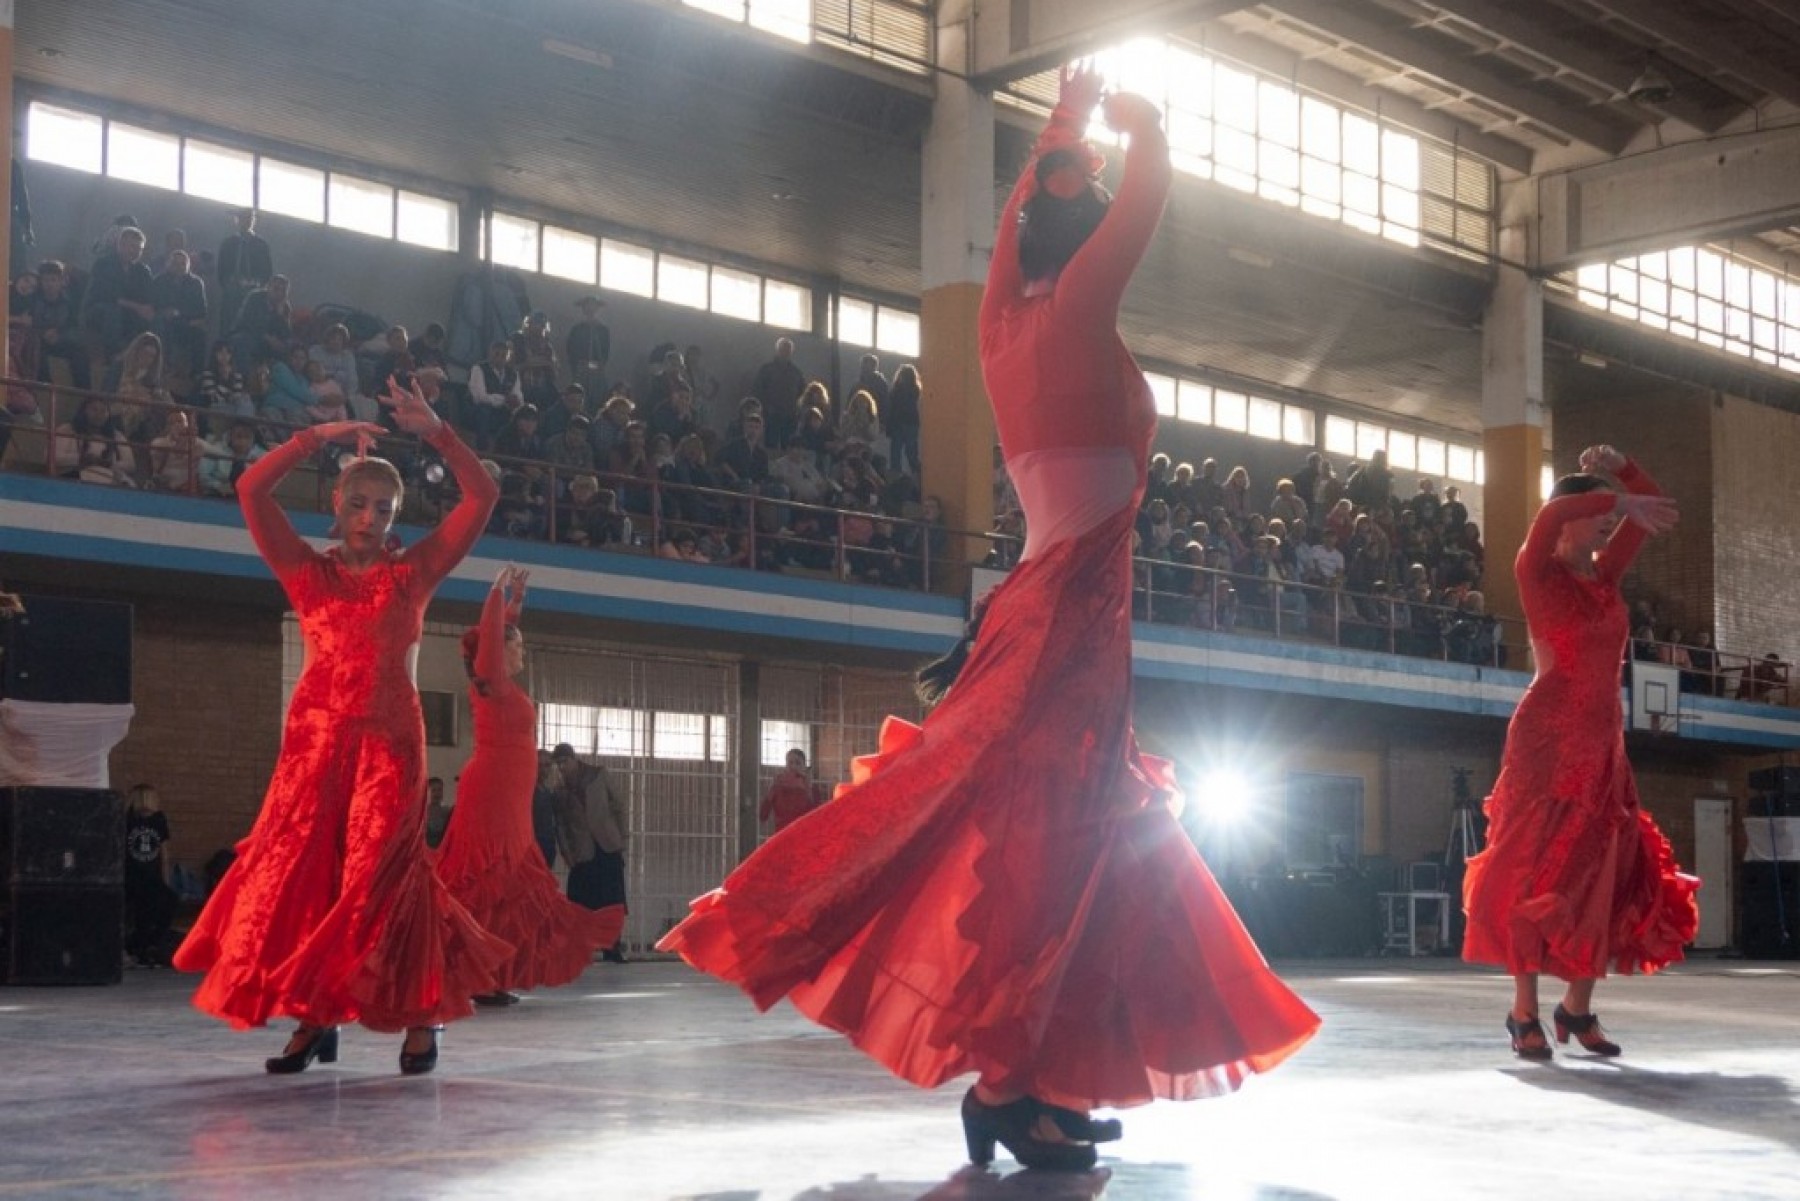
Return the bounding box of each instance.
[310,420,386,459]
[1058,61,1104,116]
[1579,444,1627,475]
[1102,91,1162,136]
[1618,493,1678,535]
[381,379,445,439]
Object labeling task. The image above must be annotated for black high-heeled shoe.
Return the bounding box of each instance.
[1506,1014,1553,1061]
[265,1026,339,1075]
[1039,1103,1123,1144]
[1553,1004,1622,1057]
[399,1026,442,1076]
[960,1089,1099,1172]
[472,991,521,1007]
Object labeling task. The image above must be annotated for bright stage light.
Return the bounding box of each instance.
[1198,769,1252,823]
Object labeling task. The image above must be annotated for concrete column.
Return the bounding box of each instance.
[1480,223,1546,639]
[919,3,997,591]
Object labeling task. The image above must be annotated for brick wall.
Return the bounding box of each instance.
[108,599,285,873]
[1550,383,1717,638]
[1711,393,1800,663]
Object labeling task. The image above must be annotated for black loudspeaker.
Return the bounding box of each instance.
[0,887,122,985]
[1738,862,1800,960]
[1750,794,1800,818]
[1749,765,1800,795]
[0,788,124,886]
[1,595,133,704]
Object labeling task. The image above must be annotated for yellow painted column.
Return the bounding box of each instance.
[919,282,993,589]
[1480,224,1547,651]
[918,2,996,594]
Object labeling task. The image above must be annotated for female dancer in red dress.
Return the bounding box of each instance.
[435,565,624,1006]
[659,67,1318,1170]
[1462,444,1698,1058]
[174,384,511,1075]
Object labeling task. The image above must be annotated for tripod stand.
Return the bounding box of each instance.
[1444,768,1484,868]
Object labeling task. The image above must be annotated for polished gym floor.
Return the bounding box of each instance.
[0,956,1796,1199]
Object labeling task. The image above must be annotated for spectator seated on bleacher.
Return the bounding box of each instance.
[1445,591,1503,667]
[197,420,264,497]
[55,393,137,486]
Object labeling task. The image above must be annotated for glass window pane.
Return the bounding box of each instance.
[1213,389,1248,432]
[1282,405,1315,447]
[1301,98,1340,163]
[1215,63,1258,130]
[1258,81,1299,147]
[837,297,876,346]
[1216,127,1258,190]
[1261,143,1300,191]
[1381,129,1420,190]
[654,711,709,761]
[1301,156,1341,208]
[684,0,745,19]
[710,715,731,763]
[1383,185,1420,230]
[489,213,540,271]
[1446,444,1476,482]
[711,265,762,321]
[28,102,104,172]
[658,254,709,310]
[1576,262,1609,308]
[329,174,394,239]
[1343,114,1380,175]
[600,239,655,297]
[538,702,600,756]
[597,707,648,758]
[1475,450,1486,486]
[764,279,810,330]
[876,308,921,358]
[1247,396,1282,440]
[749,0,810,43]
[1668,247,1696,289]
[184,139,254,206]
[1344,171,1379,216]
[1177,380,1212,425]
[1168,54,1212,115]
[1144,373,1177,418]
[1168,109,1213,164]
[1417,437,1446,477]
[1355,421,1386,461]
[1540,464,1554,502]
[397,191,458,252]
[762,718,812,767]
[107,123,179,189]
[259,158,325,222]
[1695,250,1724,299]
[1751,270,1779,318]
[1324,414,1356,456]
[542,225,598,283]
[1386,432,1416,470]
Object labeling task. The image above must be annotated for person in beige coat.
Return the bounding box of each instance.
[551,743,630,962]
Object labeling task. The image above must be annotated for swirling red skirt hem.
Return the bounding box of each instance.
[440,854,625,992]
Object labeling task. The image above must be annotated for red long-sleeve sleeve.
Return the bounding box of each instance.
[238,429,325,582]
[1057,118,1170,327]
[981,98,1093,329]
[402,424,499,588]
[1596,459,1660,584]
[1516,489,1618,586]
[473,581,511,697]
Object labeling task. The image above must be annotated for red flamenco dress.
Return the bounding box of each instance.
[658,95,1319,1111]
[1463,459,1699,979]
[174,424,514,1032]
[433,584,624,991]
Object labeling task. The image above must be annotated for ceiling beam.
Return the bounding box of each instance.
[1420,0,1731,133]
[1193,23,1533,175]
[967,0,1258,86]
[1585,0,1800,112]
[1260,0,1635,155]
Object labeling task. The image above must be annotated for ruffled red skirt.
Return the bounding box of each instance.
[436,741,623,991]
[1464,772,1699,980]
[175,716,514,1032]
[659,509,1318,1110]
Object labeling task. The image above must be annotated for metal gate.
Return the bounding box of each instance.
[531,642,739,956]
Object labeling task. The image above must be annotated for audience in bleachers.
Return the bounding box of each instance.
[8,213,1786,696]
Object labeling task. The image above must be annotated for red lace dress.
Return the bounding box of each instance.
[658,100,1319,1111]
[1462,460,1699,978]
[174,424,514,1032]
[434,587,623,990]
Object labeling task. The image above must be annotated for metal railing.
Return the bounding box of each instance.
[6,374,1792,706]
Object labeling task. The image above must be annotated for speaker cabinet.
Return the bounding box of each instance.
[1738,862,1800,960]
[1749,765,1800,796]
[0,788,124,886]
[2,595,133,704]
[0,887,123,985]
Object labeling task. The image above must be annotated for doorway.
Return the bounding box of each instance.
[1693,797,1733,949]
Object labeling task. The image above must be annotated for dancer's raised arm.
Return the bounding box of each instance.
[383,381,500,586]
[238,420,384,580]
